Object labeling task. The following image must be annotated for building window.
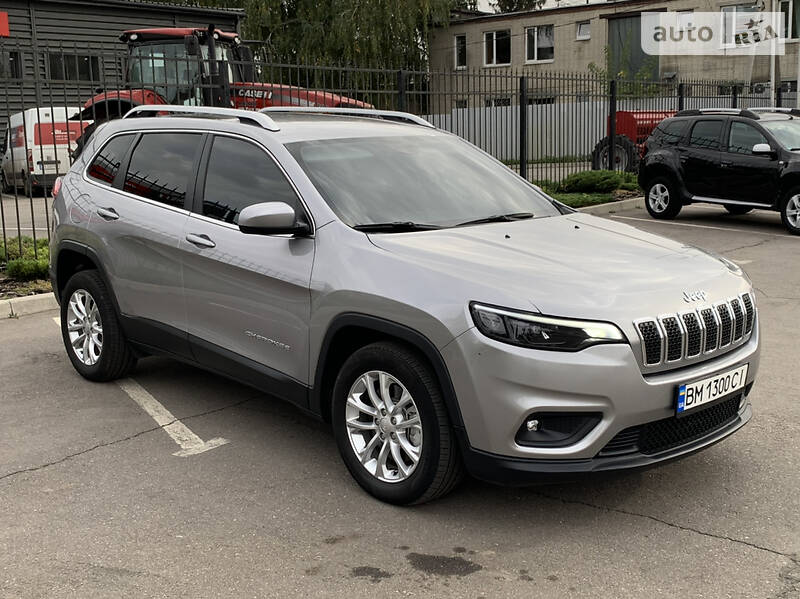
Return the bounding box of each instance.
[721,4,759,45]
[455,34,467,69]
[526,25,554,62]
[0,51,21,78]
[677,9,694,32]
[484,97,511,107]
[780,0,800,39]
[576,20,591,40]
[454,99,468,109]
[48,53,100,81]
[484,30,511,66]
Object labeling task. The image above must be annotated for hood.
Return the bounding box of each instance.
[366,213,749,322]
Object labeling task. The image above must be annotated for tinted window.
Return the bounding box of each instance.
[689,120,723,150]
[202,136,299,224]
[728,122,768,154]
[652,119,688,146]
[87,134,134,185]
[287,135,560,228]
[123,133,200,208]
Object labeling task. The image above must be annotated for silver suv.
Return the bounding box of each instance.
[50,105,760,504]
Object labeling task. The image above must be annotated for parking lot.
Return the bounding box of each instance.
[1,204,798,598]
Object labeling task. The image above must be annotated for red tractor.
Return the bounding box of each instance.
[591,110,675,172]
[75,25,370,152]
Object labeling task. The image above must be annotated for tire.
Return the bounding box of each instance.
[591,135,639,173]
[644,176,682,220]
[332,341,463,505]
[780,187,800,235]
[724,204,753,215]
[1,170,11,194]
[23,175,33,198]
[60,269,136,381]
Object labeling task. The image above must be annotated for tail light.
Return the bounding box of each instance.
[52,176,62,198]
[27,149,34,172]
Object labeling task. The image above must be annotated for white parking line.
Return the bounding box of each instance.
[611,215,798,239]
[52,316,229,457]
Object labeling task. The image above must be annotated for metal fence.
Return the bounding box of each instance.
[0,43,786,263]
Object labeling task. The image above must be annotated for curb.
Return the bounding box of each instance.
[1,292,58,318]
[577,196,645,216]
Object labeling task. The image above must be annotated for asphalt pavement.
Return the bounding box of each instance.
[0,204,798,598]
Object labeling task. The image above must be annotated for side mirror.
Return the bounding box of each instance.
[238,202,310,236]
[753,143,774,156]
[184,35,200,57]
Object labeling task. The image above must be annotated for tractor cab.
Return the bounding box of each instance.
[121,26,254,107]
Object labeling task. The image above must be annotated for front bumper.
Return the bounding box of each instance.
[442,318,760,477]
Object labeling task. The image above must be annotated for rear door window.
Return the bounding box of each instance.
[123,133,201,209]
[201,135,300,224]
[652,119,688,146]
[689,120,723,150]
[87,134,135,185]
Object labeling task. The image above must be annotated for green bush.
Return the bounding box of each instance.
[0,236,50,263]
[558,170,626,193]
[6,258,50,281]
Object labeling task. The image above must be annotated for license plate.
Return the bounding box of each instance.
[677,364,748,416]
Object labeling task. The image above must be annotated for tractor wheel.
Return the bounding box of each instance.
[591,135,639,173]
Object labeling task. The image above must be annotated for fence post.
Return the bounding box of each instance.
[678,82,685,111]
[608,79,617,171]
[777,84,783,107]
[731,85,738,109]
[519,75,528,179]
[396,70,407,112]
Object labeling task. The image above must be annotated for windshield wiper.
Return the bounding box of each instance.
[455,212,535,227]
[353,221,442,233]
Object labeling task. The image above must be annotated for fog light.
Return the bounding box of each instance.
[515,412,601,448]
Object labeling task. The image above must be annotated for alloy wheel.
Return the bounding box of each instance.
[66,289,103,366]
[786,194,800,228]
[648,183,670,213]
[345,370,423,483]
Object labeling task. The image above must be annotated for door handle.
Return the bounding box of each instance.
[185,233,216,249]
[96,207,119,221]
[720,161,733,167]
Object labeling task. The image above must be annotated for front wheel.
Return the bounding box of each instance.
[645,176,682,220]
[781,188,800,235]
[332,342,463,505]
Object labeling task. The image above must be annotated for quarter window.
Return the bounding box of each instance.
[652,119,688,146]
[123,133,200,208]
[689,120,723,150]
[202,136,300,225]
[484,30,511,66]
[87,134,135,185]
[526,25,554,62]
[728,122,768,154]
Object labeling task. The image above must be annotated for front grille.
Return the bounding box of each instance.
[635,294,754,368]
[682,312,702,358]
[599,394,742,457]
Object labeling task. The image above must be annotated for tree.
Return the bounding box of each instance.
[491,0,545,13]
[174,0,465,69]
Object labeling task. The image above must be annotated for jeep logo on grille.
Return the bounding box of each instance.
[683,290,708,303]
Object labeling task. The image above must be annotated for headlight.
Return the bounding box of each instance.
[470,303,626,352]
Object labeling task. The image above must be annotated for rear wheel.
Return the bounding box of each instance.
[332,341,463,505]
[61,270,136,381]
[591,135,639,173]
[724,204,753,215]
[781,188,800,235]
[645,176,682,220]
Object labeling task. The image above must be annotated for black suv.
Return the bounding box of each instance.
[638,107,800,234]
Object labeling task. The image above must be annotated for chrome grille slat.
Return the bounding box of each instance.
[635,295,754,369]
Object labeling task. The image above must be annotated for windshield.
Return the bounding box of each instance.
[761,119,800,150]
[127,42,239,103]
[287,134,560,228]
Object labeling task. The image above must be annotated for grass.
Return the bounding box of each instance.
[548,192,616,208]
[0,273,52,300]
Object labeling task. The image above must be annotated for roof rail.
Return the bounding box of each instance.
[748,106,800,117]
[123,105,280,131]
[260,106,436,129]
[674,108,760,120]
